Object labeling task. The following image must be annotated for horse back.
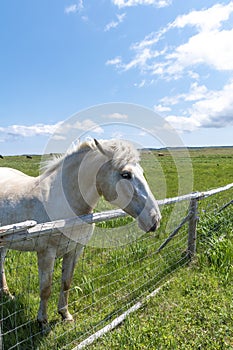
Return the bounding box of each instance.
[0,167,32,182]
[0,167,46,226]
[0,167,36,195]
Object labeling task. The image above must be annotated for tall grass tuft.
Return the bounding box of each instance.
[198,206,233,284]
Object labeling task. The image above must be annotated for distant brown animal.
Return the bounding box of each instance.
[158,153,164,157]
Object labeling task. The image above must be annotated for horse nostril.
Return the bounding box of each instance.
[148,222,158,232]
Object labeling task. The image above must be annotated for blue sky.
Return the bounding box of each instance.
[1,0,233,155]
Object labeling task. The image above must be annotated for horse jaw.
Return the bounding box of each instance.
[98,163,161,233]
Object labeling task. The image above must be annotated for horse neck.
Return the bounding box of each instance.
[55,149,101,216]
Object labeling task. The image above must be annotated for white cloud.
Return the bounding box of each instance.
[184,82,208,102]
[134,79,146,88]
[0,119,103,143]
[167,29,233,74]
[0,122,61,141]
[106,56,122,67]
[65,1,83,14]
[104,13,126,31]
[159,82,209,108]
[165,115,199,132]
[73,119,104,133]
[107,47,165,72]
[165,2,233,75]
[65,5,78,14]
[172,2,233,32]
[106,1,233,133]
[112,0,172,8]
[52,134,67,141]
[165,80,233,131]
[154,104,171,113]
[187,70,200,80]
[81,15,88,22]
[102,113,128,120]
[111,131,124,139]
[108,2,233,78]
[123,48,152,71]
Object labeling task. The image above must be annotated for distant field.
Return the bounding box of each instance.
[0,154,41,177]
[0,146,232,194]
[0,147,232,349]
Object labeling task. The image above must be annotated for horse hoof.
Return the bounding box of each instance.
[0,289,14,300]
[41,324,51,335]
[62,313,74,322]
[38,319,50,334]
[8,293,15,300]
[58,309,74,322]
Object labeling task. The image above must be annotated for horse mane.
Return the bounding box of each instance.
[99,139,140,168]
[40,139,140,177]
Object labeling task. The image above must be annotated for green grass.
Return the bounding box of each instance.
[0,155,41,177]
[0,148,233,349]
[90,268,233,350]
[89,206,233,350]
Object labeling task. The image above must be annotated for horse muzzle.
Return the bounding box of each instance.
[147,221,159,233]
[137,213,161,233]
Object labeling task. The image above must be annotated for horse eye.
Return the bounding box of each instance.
[121,172,132,180]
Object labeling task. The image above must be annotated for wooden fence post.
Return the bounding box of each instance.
[187,198,198,258]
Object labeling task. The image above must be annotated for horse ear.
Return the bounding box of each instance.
[94,139,110,157]
[94,139,107,156]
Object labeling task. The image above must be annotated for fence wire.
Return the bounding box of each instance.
[0,185,232,350]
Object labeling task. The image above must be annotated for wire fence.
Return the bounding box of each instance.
[0,183,232,350]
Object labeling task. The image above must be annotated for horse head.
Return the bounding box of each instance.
[94,139,161,232]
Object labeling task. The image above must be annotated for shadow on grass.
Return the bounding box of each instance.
[1,294,50,350]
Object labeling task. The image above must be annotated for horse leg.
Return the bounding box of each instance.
[58,245,84,321]
[0,248,13,298]
[37,249,56,326]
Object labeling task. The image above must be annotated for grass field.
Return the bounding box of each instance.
[0,147,232,349]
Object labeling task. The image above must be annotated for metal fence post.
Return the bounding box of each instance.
[187,198,198,258]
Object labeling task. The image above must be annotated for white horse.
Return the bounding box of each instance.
[0,139,161,326]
